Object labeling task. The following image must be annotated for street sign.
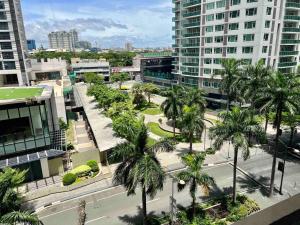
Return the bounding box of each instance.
[278,161,284,172]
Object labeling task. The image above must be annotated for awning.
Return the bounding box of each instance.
[0,149,65,169]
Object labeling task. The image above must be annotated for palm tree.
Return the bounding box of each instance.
[176,153,214,218]
[256,72,300,196]
[161,86,184,137]
[132,83,146,108]
[0,168,43,225]
[282,112,299,147]
[111,123,175,225]
[209,107,265,203]
[219,58,241,111]
[180,105,205,152]
[184,87,206,111]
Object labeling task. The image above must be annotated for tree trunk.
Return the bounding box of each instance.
[148,95,151,103]
[192,196,196,219]
[226,99,230,112]
[269,105,282,197]
[265,112,269,134]
[189,133,193,153]
[289,127,295,147]
[142,187,148,225]
[173,118,176,138]
[232,147,238,204]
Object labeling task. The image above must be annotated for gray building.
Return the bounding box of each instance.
[0,0,31,87]
[75,41,92,49]
[48,30,78,51]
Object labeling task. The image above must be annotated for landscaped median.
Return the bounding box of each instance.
[141,107,162,115]
[147,122,174,138]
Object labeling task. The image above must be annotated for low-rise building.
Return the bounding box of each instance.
[140,52,176,87]
[71,58,110,82]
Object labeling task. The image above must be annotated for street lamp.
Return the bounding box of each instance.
[170,175,185,225]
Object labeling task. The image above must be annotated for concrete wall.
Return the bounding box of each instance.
[234,194,300,225]
[48,157,64,176]
[71,149,100,168]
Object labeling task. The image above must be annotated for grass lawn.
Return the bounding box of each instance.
[146,137,158,147]
[142,107,162,115]
[0,88,43,100]
[147,122,174,138]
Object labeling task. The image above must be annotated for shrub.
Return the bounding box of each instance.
[86,160,99,172]
[63,173,77,186]
[206,148,216,155]
[70,165,92,177]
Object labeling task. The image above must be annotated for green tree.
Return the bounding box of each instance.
[184,87,206,111]
[132,83,146,108]
[83,72,104,85]
[161,86,184,137]
[209,107,265,203]
[111,123,175,225]
[256,72,300,196]
[219,58,241,111]
[0,168,43,225]
[142,83,159,103]
[180,105,205,152]
[110,72,130,89]
[176,153,214,218]
[282,113,299,147]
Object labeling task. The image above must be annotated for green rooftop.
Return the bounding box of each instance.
[0,88,43,100]
[141,52,172,58]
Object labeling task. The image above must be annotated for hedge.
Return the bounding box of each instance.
[70,165,91,177]
[86,160,99,172]
[63,173,77,186]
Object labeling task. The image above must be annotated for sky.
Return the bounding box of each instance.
[22,0,173,49]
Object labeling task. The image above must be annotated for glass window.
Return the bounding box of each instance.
[0,42,12,49]
[0,1,4,9]
[0,32,10,40]
[244,21,256,29]
[243,34,255,41]
[206,2,215,10]
[205,48,212,54]
[263,33,269,41]
[266,7,272,15]
[216,0,226,8]
[214,58,222,64]
[2,52,14,59]
[229,23,239,30]
[0,12,6,20]
[204,58,212,64]
[214,48,223,54]
[205,37,213,43]
[205,26,213,32]
[247,0,258,2]
[242,47,254,53]
[215,24,224,31]
[246,8,257,16]
[227,47,237,54]
[0,22,8,30]
[3,61,16,70]
[262,46,268,53]
[231,0,241,5]
[204,68,211,74]
[206,14,214,21]
[214,36,224,43]
[228,35,238,42]
[216,13,225,20]
[230,10,240,18]
[265,21,271,28]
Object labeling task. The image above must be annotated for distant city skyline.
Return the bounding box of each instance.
[22,0,173,49]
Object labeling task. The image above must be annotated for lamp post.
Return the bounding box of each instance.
[170,175,185,225]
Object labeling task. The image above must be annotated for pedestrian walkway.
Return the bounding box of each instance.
[74,120,95,152]
[20,176,61,193]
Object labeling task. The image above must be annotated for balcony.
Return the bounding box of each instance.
[182,32,200,37]
[277,62,297,67]
[172,17,179,22]
[183,22,200,27]
[182,62,199,66]
[281,39,300,44]
[182,43,200,47]
[183,0,201,8]
[279,51,298,56]
[182,71,199,76]
[172,7,180,13]
[182,52,199,56]
[172,44,179,48]
[286,2,300,8]
[172,53,179,57]
[182,11,201,18]
[284,15,300,21]
[282,27,300,33]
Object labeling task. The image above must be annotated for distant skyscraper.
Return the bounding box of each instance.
[125,42,133,51]
[27,39,36,51]
[48,30,78,51]
[0,0,31,86]
[75,41,92,49]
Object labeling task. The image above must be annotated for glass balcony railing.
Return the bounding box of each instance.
[183,0,201,8]
[172,7,180,12]
[279,51,299,56]
[286,2,300,8]
[282,27,300,33]
[281,39,300,44]
[183,22,200,27]
[182,43,200,47]
[182,11,201,18]
[277,62,297,67]
[182,62,199,66]
[172,44,179,48]
[284,15,300,21]
[182,71,199,76]
[182,52,199,56]
[182,33,200,37]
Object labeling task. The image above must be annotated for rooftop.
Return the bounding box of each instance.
[0,87,43,100]
[141,52,172,58]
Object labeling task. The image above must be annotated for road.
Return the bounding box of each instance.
[37,163,287,225]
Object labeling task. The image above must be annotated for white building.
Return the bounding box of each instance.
[48,30,78,51]
[71,58,110,81]
[172,0,300,101]
[125,42,134,51]
[0,0,31,87]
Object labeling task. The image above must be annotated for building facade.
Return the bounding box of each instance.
[48,30,78,51]
[27,39,36,51]
[140,52,176,87]
[0,0,31,87]
[172,0,300,101]
[75,41,92,49]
